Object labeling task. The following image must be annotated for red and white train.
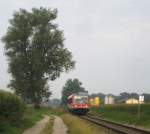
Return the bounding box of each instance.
[67,92,90,115]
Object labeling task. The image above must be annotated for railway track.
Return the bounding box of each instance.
[80,114,150,134]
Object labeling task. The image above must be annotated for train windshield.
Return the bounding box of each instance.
[74,96,88,104]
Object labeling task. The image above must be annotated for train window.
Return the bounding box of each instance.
[68,98,73,103]
[74,96,88,104]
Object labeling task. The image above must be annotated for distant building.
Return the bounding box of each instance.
[116,98,144,104]
[126,98,138,104]
[89,97,100,106]
[105,95,114,104]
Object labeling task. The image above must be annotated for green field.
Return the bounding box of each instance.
[90,104,150,128]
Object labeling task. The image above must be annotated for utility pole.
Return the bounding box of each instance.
[138,100,141,119]
[138,95,144,120]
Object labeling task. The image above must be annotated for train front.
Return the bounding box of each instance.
[68,92,90,115]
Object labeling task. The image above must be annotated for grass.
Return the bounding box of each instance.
[61,114,116,134]
[0,107,64,134]
[90,104,150,128]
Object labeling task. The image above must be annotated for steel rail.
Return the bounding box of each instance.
[80,114,150,134]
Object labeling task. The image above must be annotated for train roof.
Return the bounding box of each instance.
[68,92,88,99]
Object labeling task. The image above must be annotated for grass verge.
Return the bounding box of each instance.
[61,114,116,134]
[0,107,64,134]
[40,116,54,134]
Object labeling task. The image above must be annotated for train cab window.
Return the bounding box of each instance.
[74,96,88,104]
[68,98,73,103]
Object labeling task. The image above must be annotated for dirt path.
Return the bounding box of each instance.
[52,116,68,134]
[23,115,49,134]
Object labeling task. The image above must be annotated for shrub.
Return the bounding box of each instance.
[0,90,25,124]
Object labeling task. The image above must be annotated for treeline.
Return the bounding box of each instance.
[90,92,150,103]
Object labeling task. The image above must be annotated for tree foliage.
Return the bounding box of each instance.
[61,79,85,105]
[0,90,25,124]
[2,7,75,108]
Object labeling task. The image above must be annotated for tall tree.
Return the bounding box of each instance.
[2,7,75,108]
[61,78,86,105]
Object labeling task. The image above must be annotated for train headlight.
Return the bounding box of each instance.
[74,105,77,108]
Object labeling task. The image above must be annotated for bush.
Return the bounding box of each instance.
[0,90,25,124]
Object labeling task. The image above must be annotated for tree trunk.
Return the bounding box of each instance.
[34,102,40,109]
[34,98,40,109]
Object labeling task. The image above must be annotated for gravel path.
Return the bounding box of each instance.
[23,115,49,134]
[52,116,68,134]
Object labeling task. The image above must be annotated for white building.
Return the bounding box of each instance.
[105,95,114,104]
[125,98,144,104]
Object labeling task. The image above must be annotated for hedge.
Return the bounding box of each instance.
[0,90,25,124]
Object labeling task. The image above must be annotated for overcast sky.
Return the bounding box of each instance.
[0,0,150,98]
